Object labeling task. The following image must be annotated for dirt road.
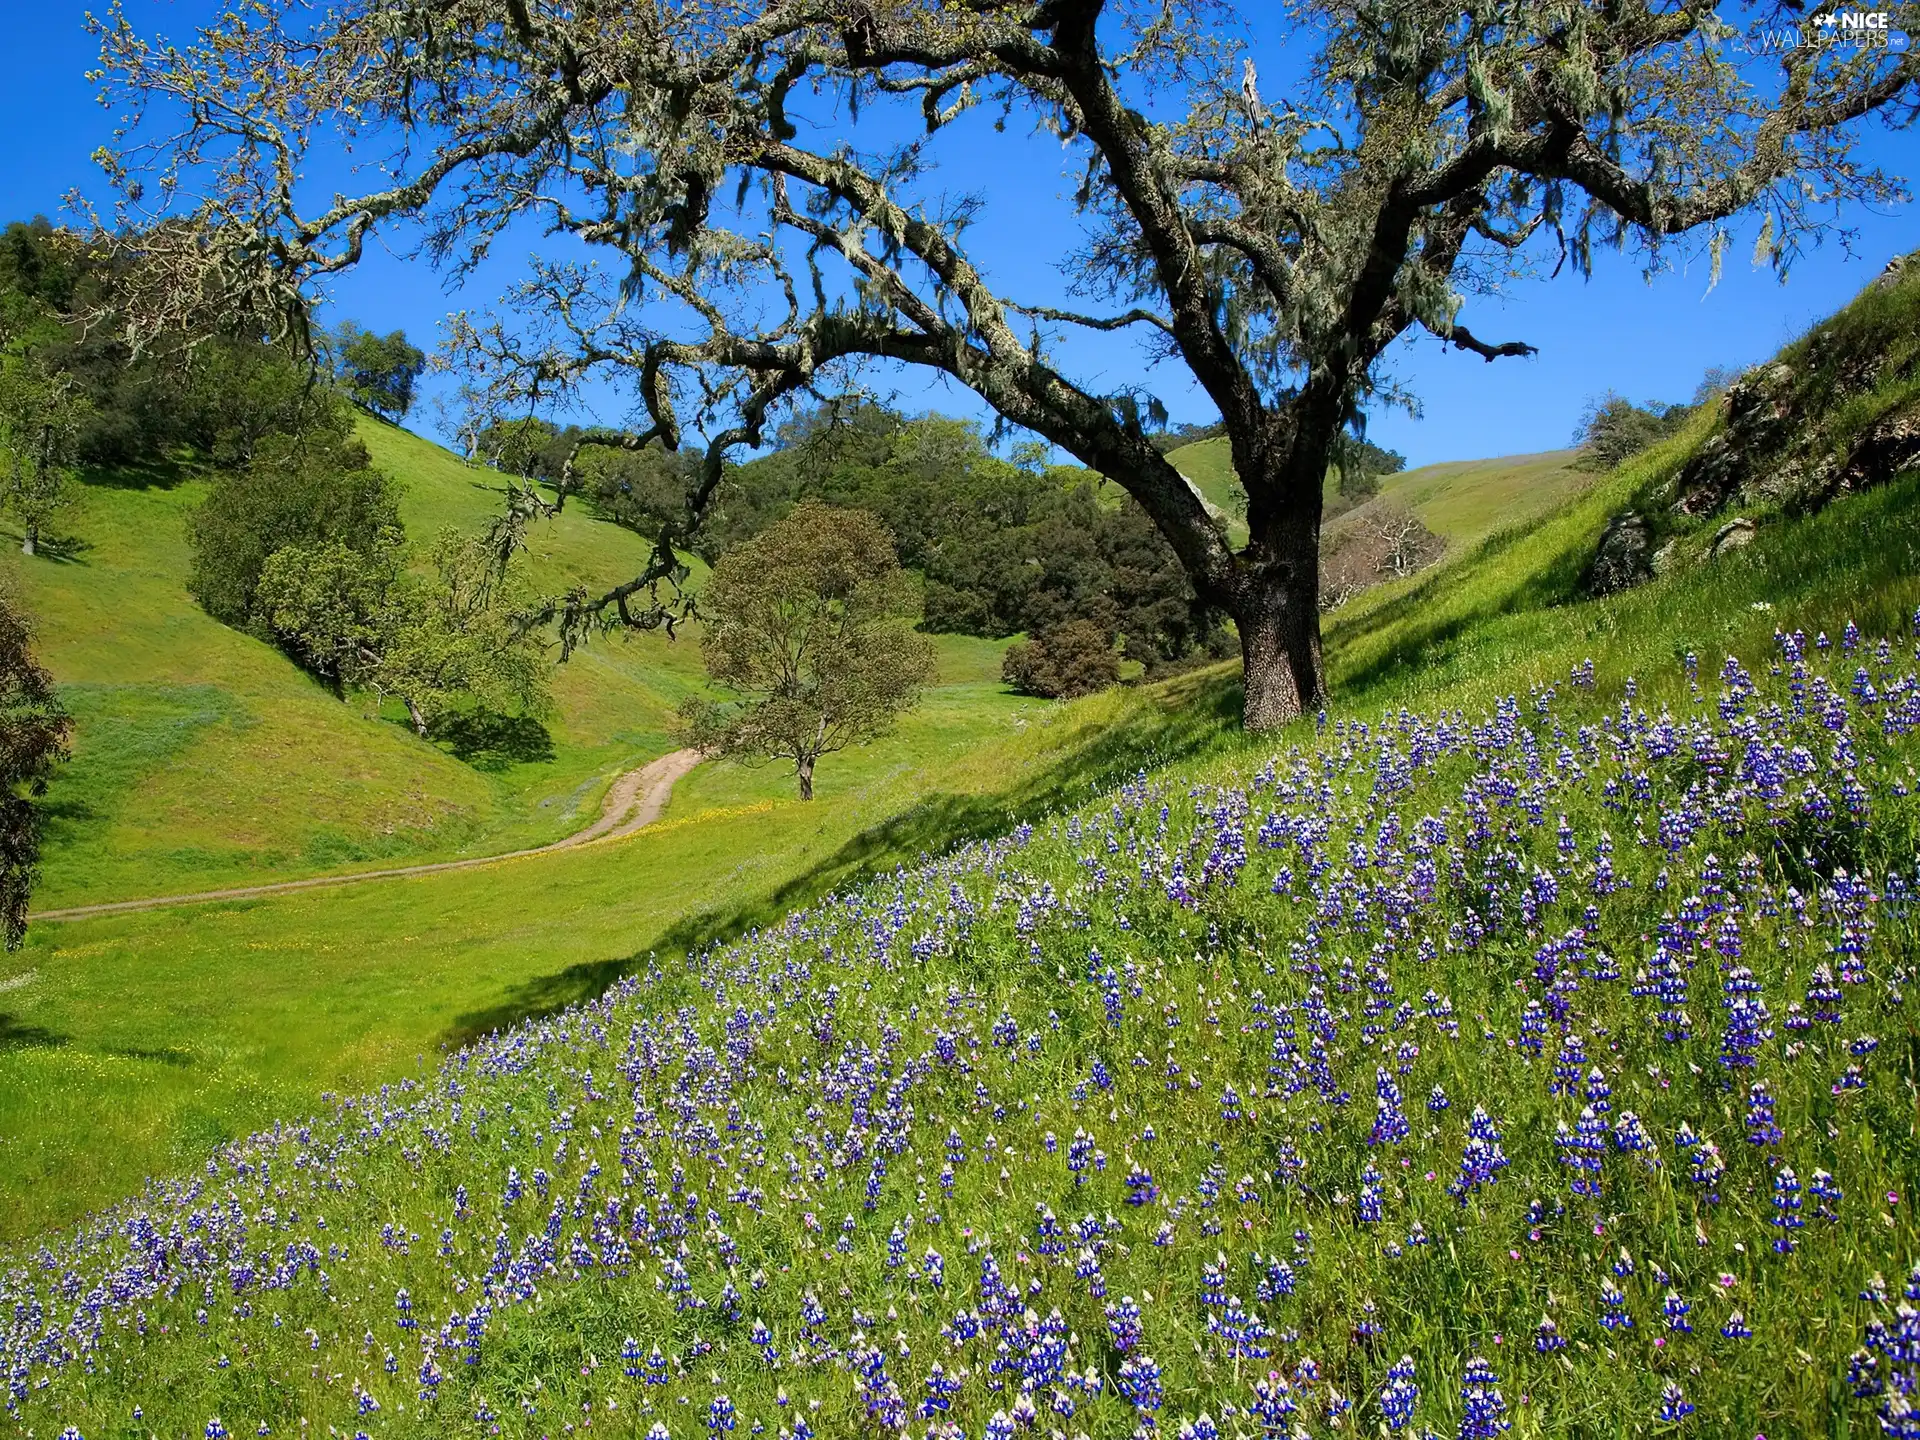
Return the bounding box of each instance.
[33,748,703,923]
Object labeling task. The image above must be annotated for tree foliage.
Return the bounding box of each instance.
[0,355,90,556]
[256,528,551,737]
[0,216,338,470]
[1330,435,1408,506]
[1002,619,1122,700]
[89,0,1920,728]
[677,503,934,799]
[187,411,404,631]
[1573,392,1693,471]
[720,404,1229,673]
[331,322,426,421]
[0,593,70,949]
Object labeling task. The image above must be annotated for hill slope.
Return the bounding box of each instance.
[6,256,1920,1438]
[4,449,1918,1436]
[1163,433,1588,551]
[3,418,1039,908]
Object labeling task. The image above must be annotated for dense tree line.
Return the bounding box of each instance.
[0,217,429,472]
[723,405,1237,672]
[478,405,1234,695]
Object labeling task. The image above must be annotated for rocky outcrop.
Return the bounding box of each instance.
[1668,249,1920,517]
[1709,517,1755,558]
[1673,363,1799,516]
[1585,510,1652,596]
[1585,247,1920,598]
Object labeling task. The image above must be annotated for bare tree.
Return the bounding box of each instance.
[1367,506,1443,579]
[89,0,1919,727]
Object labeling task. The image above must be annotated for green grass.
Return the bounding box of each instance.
[0,418,1041,908]
[0,667,1232,1238]
[1160,434,1251,546]
[5,449,1919,1438]
[1161,434,1590,554]
[7,436,1917,1239]
[7,254,1917,1257]
[0,414,1215,1235]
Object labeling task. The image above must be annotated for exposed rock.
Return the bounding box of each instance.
[1650,538,1680,575]
[1709,517,1756,558]
[1670,248,1920,519]
[1674,364,1801,516]
[1586,510,1652,596]
[1833,406,1920,499]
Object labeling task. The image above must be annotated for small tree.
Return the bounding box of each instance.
[0,592,71,948]
[1003,619,1122,700]
[678,503,934,800]
[332,323,427,422]
[476,416,564,480]
[0,359,89,556]
[1367,505,1445,579]
[1573,392,1690,471]
[377,530,552,737]
[256,528,551,736]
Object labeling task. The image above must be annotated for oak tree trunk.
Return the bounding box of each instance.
[796,754,815,801]
[405,696,430,737]
[20,525,35,557]
[1236,583,1325,731]
[1232,453,1327,732]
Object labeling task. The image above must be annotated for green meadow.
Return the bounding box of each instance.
[4,264,1919,1250]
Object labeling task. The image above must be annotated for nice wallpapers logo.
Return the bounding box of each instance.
[1747,9,1912,50]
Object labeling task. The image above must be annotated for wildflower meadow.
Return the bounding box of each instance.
[8,619,1920,1439]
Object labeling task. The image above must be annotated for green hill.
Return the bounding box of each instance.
[3,417,1045,909]
[5,256,1920,1438]
[4,374,1919,1435]
[0,416,1214,1234]
[1163,433,1589,551]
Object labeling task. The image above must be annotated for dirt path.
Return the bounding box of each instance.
[34,749,703,923]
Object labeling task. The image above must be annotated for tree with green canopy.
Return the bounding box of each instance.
[1572,391,1692,470]
[88,0,1920,727]
[187,408,404,631]
[257,527,553,737]
[0,356,90,556]
[0,592,70,948]
[677,502,934,800]
[331,323,427,422]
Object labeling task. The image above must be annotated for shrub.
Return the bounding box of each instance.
[1002,619,1121,699]
[1573,392,1691,470]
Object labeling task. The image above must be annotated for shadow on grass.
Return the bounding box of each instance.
[31,533,94,564]
[80,455,196,492]
[0,1013,67,1051]
[429,709,557,770]
[438,671,1243,1050]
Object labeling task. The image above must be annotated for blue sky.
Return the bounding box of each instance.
[3,1,1915,470]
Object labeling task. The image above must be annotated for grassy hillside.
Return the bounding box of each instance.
[1163,433,1588,551]
[1,417,1042,909]
[3,442,1918,1436]
[6,262,1920,1438]
[0,672,1229,1239]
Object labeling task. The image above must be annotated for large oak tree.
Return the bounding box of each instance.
[91,0,1919,726]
